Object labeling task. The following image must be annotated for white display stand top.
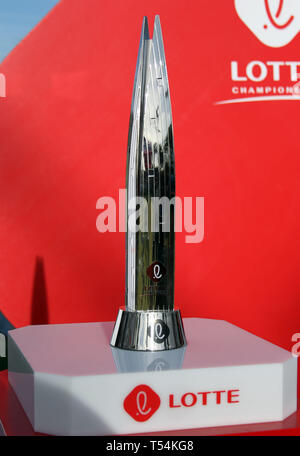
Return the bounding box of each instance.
[9,318,292,375]
[7,318,297,435]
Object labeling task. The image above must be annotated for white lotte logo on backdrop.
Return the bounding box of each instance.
[235,0,300,48]
[215,0,300,104]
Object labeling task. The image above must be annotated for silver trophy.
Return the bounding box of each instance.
[110,16,186,351]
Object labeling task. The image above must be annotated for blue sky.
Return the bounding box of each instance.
[0,0,59,62]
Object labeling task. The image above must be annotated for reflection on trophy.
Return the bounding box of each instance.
[110,16,186,351]
[111,346,186,373]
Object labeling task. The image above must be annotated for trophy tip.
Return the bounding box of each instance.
[153,14,165,52]
[141,15,163,40]
[141,16,150,40]
[154,14,162,33]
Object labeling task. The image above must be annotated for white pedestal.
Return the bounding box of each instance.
[7,318,297,436]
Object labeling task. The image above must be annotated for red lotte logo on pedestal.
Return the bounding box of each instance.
[123,385,161,422]
[124,384,240,422]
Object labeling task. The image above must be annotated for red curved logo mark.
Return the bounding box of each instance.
[264,0,294,29]
[123,384,161,422]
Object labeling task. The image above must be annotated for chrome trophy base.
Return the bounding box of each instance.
[110,307,186,351]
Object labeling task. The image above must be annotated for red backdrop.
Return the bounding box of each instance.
[0,0,299,352]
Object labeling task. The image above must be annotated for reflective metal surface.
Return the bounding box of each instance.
[0,310,14,372]
[0,419,6,436]
[111,15,186,350]
[111,345,186,372]
[126,15,175,312]
[110,307,186,351]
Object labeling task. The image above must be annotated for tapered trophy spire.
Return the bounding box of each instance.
[111,16,186,351]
